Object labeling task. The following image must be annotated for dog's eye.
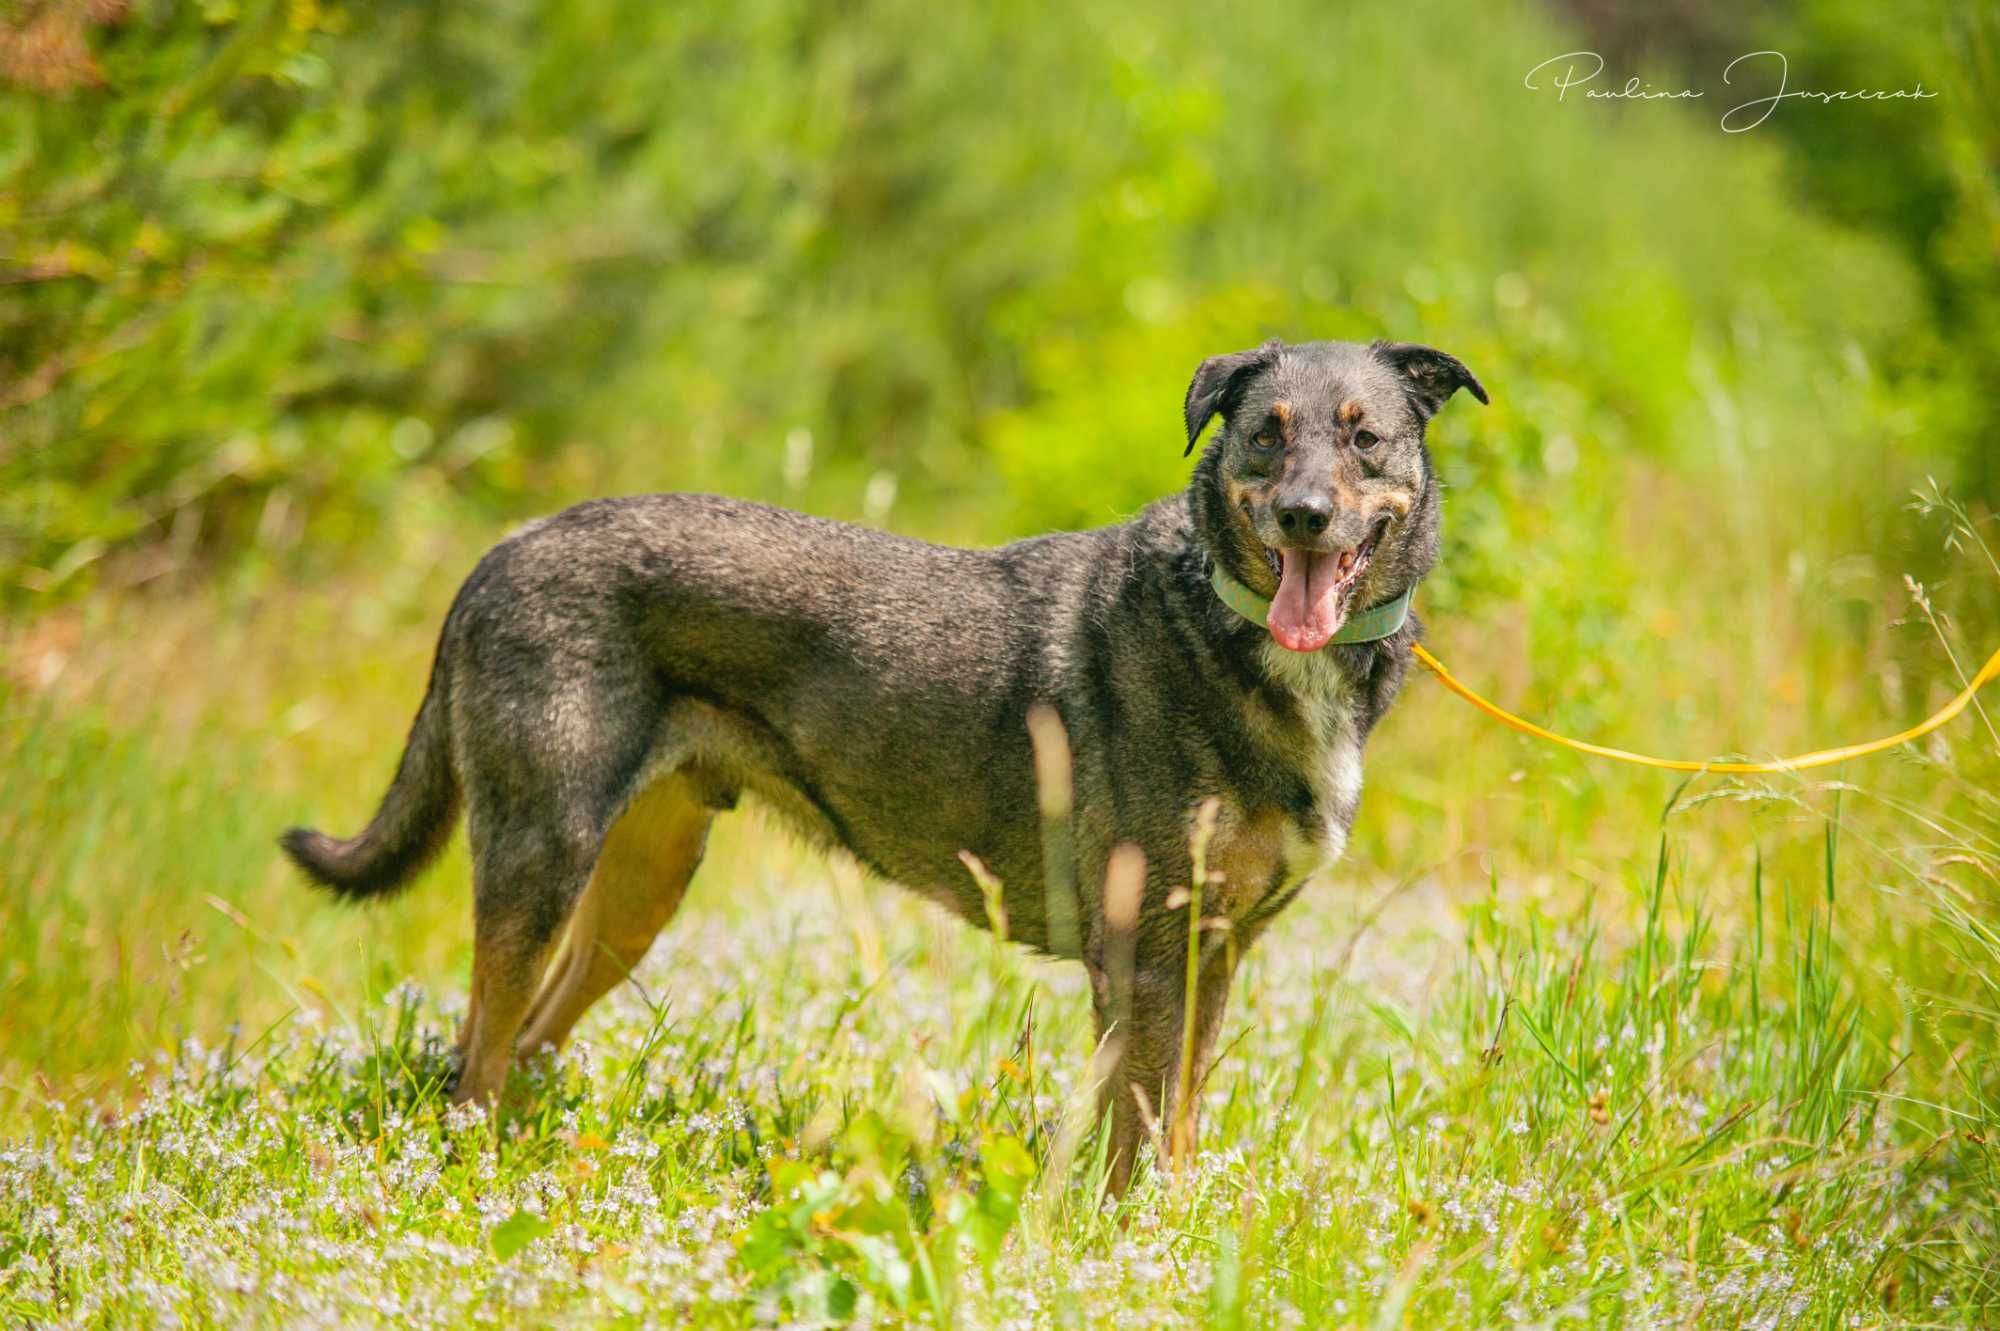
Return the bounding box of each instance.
[1252,430,1279,450]
[1352,429,1379,450]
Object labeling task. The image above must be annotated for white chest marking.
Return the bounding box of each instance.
[1259,641,1365,878]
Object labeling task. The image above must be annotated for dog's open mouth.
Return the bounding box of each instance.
[1263,519,1386,653]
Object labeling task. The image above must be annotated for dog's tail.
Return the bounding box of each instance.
[280,656,459,903]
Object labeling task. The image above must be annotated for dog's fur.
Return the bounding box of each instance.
[282,337,1484,1191]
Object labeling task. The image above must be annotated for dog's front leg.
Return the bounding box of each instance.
[1092,942,1238,1197]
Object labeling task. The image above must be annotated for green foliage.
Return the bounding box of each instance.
[1751,0,2000,501]
[489,1209,553,1262]
[1556,0,2000,500]
[739,1112,1036,1321]
[3,0,1988,605]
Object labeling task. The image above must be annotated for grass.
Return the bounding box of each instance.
[3,802,1994,1326]
[2,470,1997,1327]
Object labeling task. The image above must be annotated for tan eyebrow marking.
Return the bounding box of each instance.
[1338,398,1364,424]
[1272,400,1294,442]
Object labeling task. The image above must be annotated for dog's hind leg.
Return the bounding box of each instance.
[516,771,712,1056]
[433,602,690,1109]
[450,712,655,1107]
[453,912,564,1110]
[451,817,598,1110]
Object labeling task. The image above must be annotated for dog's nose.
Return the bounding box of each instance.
[1275,497,1331,540]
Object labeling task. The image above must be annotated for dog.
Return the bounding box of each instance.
[281,336,1485,1192]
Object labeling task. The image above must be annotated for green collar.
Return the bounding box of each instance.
[1208,562,1414,645]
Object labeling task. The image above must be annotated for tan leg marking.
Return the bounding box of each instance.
[455,949,484,1056]
[515,773,711,1057]
[453,925,560,1110]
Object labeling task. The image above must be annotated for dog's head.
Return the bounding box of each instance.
[1184,338,1486,653]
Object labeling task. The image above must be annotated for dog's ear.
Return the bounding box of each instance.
[1183,341,1279,457]
[1372,341,1489,419]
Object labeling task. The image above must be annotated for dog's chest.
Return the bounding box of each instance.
[1261,641,1366,854]
[1207,644,1367,918]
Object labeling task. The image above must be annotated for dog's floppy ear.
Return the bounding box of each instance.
[1372,341,1489,419]
[1183,341,1279,456]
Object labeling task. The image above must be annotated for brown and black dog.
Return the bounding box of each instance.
[282,336,1485,1192]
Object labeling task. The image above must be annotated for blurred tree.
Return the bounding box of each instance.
[0,0,1983,606]
[1552,0,2000,503]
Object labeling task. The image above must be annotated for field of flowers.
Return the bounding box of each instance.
[6,821,1993,1328]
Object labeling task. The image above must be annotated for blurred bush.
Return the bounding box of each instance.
[2,0,1990,603]
[1555,0,2000,495]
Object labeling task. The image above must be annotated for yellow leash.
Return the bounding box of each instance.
[1408,640,2000,774]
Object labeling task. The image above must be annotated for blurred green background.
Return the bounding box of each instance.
[1,0,1997,1102]
[5,0,1995,587]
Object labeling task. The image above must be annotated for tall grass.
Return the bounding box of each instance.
[2,769,1993,1324]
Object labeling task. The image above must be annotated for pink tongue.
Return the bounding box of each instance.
[1268,549,1347,653]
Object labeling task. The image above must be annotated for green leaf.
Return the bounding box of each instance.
[490,1209,552,1261]
[979,1133,1035,1193]
[849,1233,913,1310]
[737,1209,801,1274]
